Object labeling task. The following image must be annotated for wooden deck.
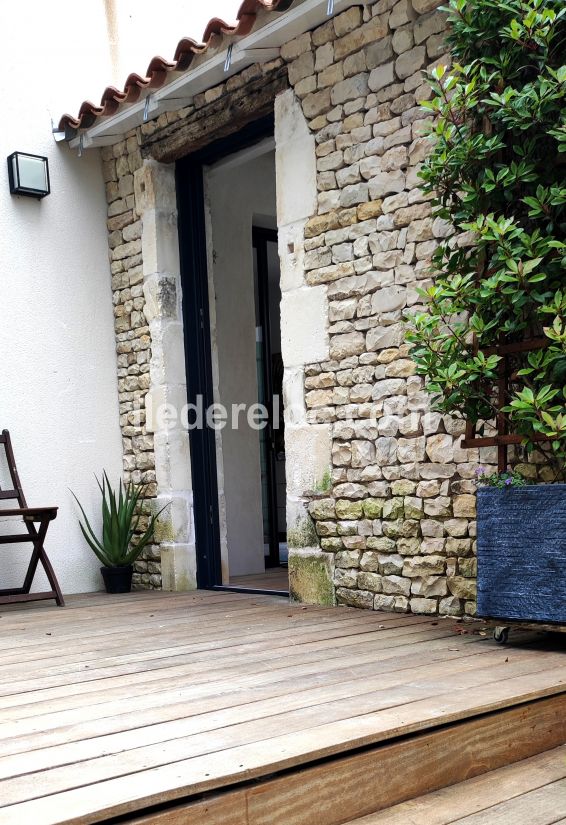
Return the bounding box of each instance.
[0,590,565,824]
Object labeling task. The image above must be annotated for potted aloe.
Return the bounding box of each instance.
[73,473,166,593]
[407,0,566,622]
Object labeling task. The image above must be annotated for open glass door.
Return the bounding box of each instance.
[178,118,288,596]
[253,228,287,573]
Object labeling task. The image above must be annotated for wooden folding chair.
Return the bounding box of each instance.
[0,430,64,606]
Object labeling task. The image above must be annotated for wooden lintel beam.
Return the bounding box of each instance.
[143,65,289,164]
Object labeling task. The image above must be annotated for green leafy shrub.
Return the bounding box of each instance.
[73,473,166,568]
[407,0,566,480]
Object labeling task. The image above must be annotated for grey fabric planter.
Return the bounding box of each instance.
[477,484,566,623]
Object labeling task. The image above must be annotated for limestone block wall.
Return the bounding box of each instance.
[101,134,162,589]
[277,1,490,617]
[102,138,197,591]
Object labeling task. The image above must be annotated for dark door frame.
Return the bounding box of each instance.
[175,158,221,590]
[253,226,281,569]
[176,114,288,596]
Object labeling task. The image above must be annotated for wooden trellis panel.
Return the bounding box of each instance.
[461,338,548,472]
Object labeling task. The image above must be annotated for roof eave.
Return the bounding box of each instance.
[59,0,365,150]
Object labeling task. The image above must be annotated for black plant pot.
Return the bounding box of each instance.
[101,565,133,594]
[477,484,566,624]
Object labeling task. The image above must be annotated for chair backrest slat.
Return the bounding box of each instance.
[0,430,27,508]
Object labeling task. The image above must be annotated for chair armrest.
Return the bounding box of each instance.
[0,507,58,521]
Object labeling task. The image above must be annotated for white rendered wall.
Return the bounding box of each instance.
[0,2,123,594]
[205,151,277,579]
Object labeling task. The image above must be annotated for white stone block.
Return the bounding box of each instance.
[275,90,317,225]
[161,543,197,591]
[278,220,306,291]
[154,429,192,493]
[149,321,187,387]
[154,493,193,545]
[286,495,310,534]
[285,423,331,497]
[134,160,177,215]
[283,367,306,425]
[145,384,189,433]
[371,285,407,313]
[142,209,180,279]
[281,286,329,367]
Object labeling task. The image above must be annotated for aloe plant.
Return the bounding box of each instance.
[72,473,166,568]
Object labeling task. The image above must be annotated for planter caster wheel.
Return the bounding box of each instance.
[494,626,510,645]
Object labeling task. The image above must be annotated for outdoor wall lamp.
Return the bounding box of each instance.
[7,152,50,199]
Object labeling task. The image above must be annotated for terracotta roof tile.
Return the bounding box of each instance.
[58,0,295,134]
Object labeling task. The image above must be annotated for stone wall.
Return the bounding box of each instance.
[277,1,490,617]
[101,134,162,589]
[100,2,493,612]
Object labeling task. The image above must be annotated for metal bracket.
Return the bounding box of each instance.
[143,94,152,123]
[51,120,67,143]
[224,43,234,72]
[75,133,95,154]
[327,0,335,15]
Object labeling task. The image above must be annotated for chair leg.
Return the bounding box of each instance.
[21,548,41,595]
[38,547,65,607]
[20,518,65,607]
[21,519,49,593]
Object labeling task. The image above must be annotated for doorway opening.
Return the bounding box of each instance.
[177,118,288,596]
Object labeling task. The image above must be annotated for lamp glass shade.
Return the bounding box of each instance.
[7,152,50,197]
